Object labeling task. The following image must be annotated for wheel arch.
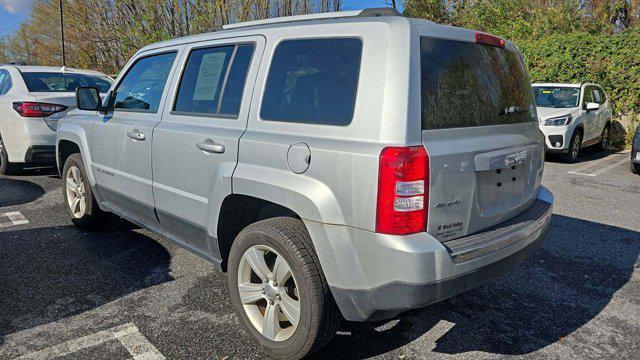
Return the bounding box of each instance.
[56,123,95,184]
[216,194,302,271]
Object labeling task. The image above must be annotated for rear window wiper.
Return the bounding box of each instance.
[500,106,528,116]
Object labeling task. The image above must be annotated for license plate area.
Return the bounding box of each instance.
[476,164,526,208]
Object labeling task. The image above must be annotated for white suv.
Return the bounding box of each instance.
[533,83,613,162]
[0,65,112,174]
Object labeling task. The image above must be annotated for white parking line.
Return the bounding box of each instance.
[590,157,630,176]
[15,323,165,360]
[567,151,630,177]
[568,154,620,174]
[0,211,29,228]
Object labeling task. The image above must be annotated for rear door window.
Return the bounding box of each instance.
[174,44,254,117]
[420,37,536,130]
[261,38,362,126]
[114,52,177,113]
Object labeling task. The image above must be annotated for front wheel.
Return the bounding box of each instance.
[563,131,582,163]
[227,217,340,359]
[62,153,111,229]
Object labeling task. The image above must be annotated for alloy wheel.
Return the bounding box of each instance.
[572,135,581,159]
[237,245,300,342]
[65,165,87,218]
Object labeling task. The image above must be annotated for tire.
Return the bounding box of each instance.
[632,162,640,175]
[597,123,610,152]
[62,153,111,229]
[563,130,582,163]
[227,217,340,359]
[0,135,20,175]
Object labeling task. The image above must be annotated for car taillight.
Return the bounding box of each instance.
[376,146,429,235]
[475,32,505,48]
[13,102,67,117]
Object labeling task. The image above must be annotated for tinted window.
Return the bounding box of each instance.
[421,37,536,130]
[220,45,254,115]
[533,87,580,108]
[114,52,177,112]
[22,72,112,93]
[583,87,595,105]
[261,38,362,126]
[593,87,607,104]
[174,44,253,116]
[0,70,10,95]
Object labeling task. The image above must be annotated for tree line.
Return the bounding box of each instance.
[0,0,344,75]
[1,0,638,115]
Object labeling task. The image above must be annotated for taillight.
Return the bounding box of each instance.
[475,32,505,48]
[376,146,429,235]
[13,102,67,117]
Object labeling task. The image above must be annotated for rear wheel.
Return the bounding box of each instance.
[0,135,20,175]
[227,217,340,359]
[563,131,582,163]
[62,153,111,229]
[597,123,610,152]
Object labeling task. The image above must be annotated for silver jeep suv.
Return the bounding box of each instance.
[57,8,553,359]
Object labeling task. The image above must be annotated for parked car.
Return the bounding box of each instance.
[533,82,613,163]
[57,8,553,359]
[632,126,640,174]
[0,65,112,174]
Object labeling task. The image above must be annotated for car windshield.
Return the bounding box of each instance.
[533,86,580,108]
[22,72,112,93]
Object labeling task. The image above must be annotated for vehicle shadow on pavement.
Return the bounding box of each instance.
[315,214,640,358]
[545,147,612,163]
[0,223,173,346]
[0,177,45,207]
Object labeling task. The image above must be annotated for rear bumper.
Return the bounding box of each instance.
[1,117,55,163]
[24,145,56,164]
[321,187,553,322]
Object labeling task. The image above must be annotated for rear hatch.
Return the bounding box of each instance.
[30,92,77,130]
[419,36,544,241]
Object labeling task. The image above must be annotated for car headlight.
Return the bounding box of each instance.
[544,115,572,126]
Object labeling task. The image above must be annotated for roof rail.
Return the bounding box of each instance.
[222,7,401,30]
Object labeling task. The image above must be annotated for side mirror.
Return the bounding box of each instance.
[586,102,600,111]
[76,87,105,112]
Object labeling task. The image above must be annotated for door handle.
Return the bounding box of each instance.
[127,129,146,141]
[197,139,225,154]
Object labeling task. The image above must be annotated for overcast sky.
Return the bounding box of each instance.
[0,0,400,38]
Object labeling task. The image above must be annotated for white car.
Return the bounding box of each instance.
[533,83,613,162]
[0,65,112,174]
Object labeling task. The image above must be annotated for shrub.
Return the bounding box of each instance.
[518,30,640,116]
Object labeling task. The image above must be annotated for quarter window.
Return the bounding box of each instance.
[0,70,10,95]
[261,38,362,126]
[114,52,177,112]
[174,44,254,116]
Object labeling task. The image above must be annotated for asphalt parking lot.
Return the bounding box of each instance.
[1,149,638,360]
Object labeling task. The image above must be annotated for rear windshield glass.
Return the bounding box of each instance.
[533,87,580,108]
[22,72,112,93]
[420,37,536,130]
